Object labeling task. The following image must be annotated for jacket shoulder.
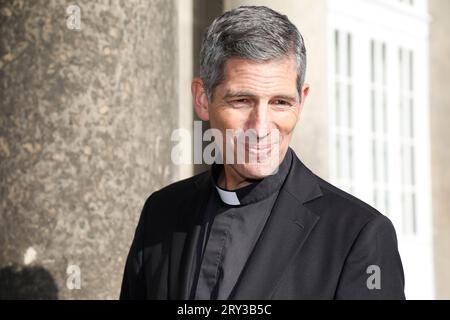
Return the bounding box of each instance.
[310,175,393,232]
[153,170,208,198]
[141,170,209,214]
[319,176,380,215]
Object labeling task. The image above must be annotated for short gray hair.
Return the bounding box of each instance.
[200,6,307,102]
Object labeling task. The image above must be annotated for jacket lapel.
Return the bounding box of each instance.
[231,153,323,299]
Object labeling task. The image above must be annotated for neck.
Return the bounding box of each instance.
[218,165,257,190]
[217,149,289,190]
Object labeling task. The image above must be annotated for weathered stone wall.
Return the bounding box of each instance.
[0,0,178,299]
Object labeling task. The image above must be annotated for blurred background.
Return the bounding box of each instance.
[0,0,448,299]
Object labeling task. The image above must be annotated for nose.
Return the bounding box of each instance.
[248,102,270,140]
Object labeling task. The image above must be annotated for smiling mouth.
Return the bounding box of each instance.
[232,131,281,155]
[246,143,272,151]
[240,141,280,153]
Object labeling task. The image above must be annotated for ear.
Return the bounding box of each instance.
[191,78,210,121]
[298,83,310,114]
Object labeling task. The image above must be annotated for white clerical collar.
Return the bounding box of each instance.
[211,149,293,206]
[215,186,241,206]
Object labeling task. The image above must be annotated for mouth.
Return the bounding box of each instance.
[245,143,273,151]
[231,132,281,161]
[241,141,280,156]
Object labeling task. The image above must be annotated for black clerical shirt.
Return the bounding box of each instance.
[190,149,293,300]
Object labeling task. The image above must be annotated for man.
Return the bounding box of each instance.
[120,6,405,300]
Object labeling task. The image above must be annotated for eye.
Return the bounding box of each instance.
[229,98,251,107]
[272,100,291,107]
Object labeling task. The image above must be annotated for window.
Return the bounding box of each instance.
[398,47,417,235]
[331,30,354,194]
[370,40,390,217]
[398,0,415,6]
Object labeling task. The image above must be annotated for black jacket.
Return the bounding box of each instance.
[120,150,405,300]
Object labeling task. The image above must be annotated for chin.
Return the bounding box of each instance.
[225,144,288,180]
[234,157,282,180]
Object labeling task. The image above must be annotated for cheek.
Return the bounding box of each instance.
[210,108,248,130]
[273,109,299,136]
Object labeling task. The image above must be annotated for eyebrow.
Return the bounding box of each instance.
[223,90,299,103]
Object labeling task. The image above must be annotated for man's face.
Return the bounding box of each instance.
[193,54,309,181]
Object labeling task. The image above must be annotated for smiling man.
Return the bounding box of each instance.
[120,6,405,300]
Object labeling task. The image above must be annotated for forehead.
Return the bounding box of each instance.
[219,55,298,96]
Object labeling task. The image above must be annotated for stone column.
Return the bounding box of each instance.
[429,0,450,300]
[0,0,179,299]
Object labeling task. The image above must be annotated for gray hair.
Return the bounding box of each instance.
[200,6,307,102]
